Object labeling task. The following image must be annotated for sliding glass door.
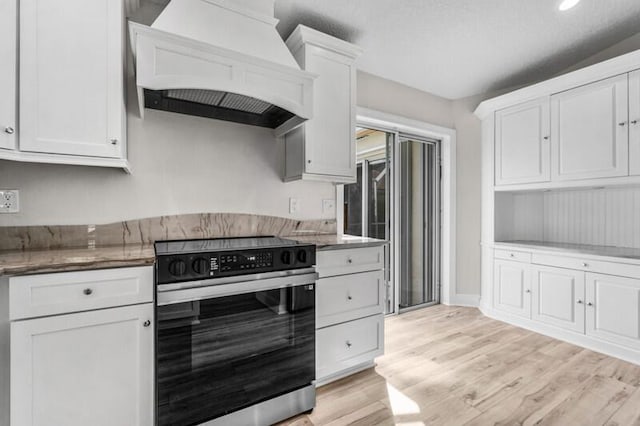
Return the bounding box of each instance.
[398,137,440,310]
[343,128,440,314]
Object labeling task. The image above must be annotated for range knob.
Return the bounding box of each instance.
[281,250,292,265]
[192,257,208,275]
[297,249,308,264]
[168,259,187,276]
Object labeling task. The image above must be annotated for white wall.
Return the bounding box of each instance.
[0,92,335,227]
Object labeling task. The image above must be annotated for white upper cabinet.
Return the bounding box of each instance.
[19,0,125,159]
[284,25,362,183]
[586,273,640,351]
[0,0,17,151]
[551,74,629,181]
[630,70,640,176]
[495,98,550,185]
[531,265,585,333]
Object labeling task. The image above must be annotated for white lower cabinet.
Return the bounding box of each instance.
[586,273,640,351]
[531,265,585,333]
[315,245,387,385]
[11,304,154,426]
[4,266,154,426]
[492,248,640,363]
[493,259,531,318]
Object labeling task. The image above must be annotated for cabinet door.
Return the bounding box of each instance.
[630,70,640,176]
[20,0,124,158]
[493,259,531,318]
[585,273,640,350]
[11,304,154,426]
[304,47,356,178]
[531,265,585,333]
[551,74,629,181]
[0,0,17,150]
[495,98,551,185]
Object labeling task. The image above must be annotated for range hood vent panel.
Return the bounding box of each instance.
[144,89,296,129]
[129,0,315,135]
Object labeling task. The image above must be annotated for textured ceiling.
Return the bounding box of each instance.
[274,0,640,99]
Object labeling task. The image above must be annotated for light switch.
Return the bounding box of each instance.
[289,197,300,214]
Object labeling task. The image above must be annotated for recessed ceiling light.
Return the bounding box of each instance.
[559,0,581,11]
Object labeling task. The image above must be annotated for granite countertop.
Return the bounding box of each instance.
[293,234,388,250]
[0,234,387,276]
[494,240,640,261]
[0,245,156,276]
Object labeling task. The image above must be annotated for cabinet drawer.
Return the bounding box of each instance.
[494,249,532,263]
[316,314,384,380]
[9,266,154,320]
[532,254,640,280]
[316,246,384,278]
[317,270,384,328]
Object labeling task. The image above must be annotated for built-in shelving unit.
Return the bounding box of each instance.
[475,49,640,366]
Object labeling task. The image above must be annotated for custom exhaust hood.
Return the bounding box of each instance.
[129,0,316,135]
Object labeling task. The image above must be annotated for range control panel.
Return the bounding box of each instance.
[156,246,315,284]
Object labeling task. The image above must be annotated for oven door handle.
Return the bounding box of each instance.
[157,272,318,306]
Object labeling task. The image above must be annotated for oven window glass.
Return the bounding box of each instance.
[157,284,315,426]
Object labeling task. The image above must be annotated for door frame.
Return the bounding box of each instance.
[337,107,457,312]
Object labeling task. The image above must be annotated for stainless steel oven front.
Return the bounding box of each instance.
[156,269,317,426]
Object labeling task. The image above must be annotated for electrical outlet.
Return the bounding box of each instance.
[0,189,19,213]
[289,197,300,214]
[322,199,335,214]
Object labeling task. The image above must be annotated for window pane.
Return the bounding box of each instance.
[367,161,387,239]
[343,163,363,236]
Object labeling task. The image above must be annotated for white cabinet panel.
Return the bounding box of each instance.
[495,98,550,185]
[586,273,640,350]
[316,246,384,278]
[304,48,355,178]
[316,314,383,381]
[551,74,629,181]
[0,0,17,151]
[531,265,585,333]
[10,303,154,426]
[493,259,531,318]
[316,270,384,328]
[9,266,154,320]
[630,70,640,176]
[20,0,125,158]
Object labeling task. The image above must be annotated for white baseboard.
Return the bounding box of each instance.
[479,305,640,366]
[446,294,480,307]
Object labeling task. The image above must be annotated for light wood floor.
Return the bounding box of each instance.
[279,306,640,426]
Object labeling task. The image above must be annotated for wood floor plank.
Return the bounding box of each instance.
[277,306,640,426]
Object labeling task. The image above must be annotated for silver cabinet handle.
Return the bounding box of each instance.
[619,122,627,127]
[110,138,118,145]
[525,289,531,294]
[347,258,353,264]
[346,341,352,348]
[4,126,14,134]
[543,136,550,140]
[307,159,312,164]
[582,262,589,267]
[347,294,353,301]
[632,120,639,125]
[143,320,151,327]
[83,288,93,296]
[587,302,594,307]
[576,299,583,304]
[509,253,515,258]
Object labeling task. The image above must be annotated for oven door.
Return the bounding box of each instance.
[156,273,316,426]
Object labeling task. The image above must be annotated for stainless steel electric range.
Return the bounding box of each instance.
[154,237,317,426]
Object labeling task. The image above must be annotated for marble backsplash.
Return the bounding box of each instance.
[0,213,337,252]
